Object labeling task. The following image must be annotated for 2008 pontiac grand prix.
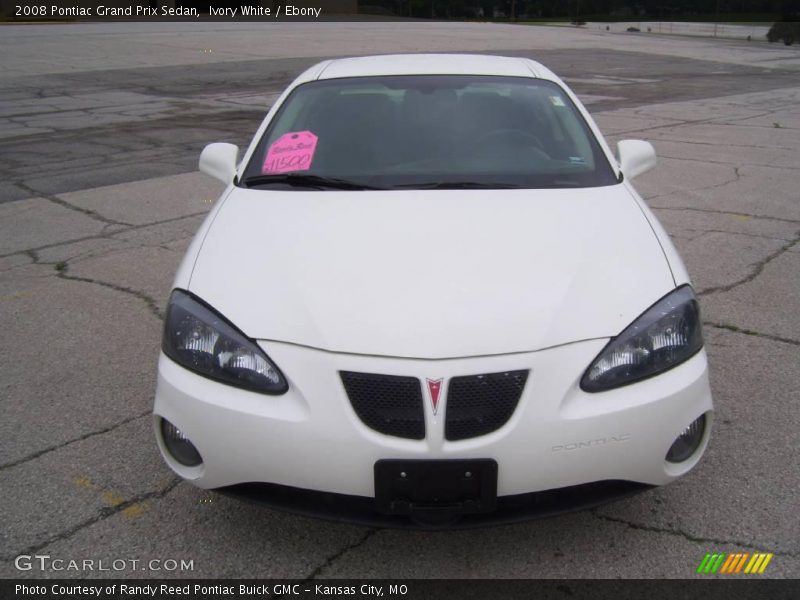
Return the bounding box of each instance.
[153,54,713,527]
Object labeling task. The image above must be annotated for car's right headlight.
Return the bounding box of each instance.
[580,285,703,392]
[162,289,288,395]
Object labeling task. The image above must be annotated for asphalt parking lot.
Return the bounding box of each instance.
[1,21,798,579]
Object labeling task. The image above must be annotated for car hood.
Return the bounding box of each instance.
[189,186,674,359]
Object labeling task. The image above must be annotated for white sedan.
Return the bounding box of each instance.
[154,54,713,527]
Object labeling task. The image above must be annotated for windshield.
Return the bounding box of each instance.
[241,75,617,190]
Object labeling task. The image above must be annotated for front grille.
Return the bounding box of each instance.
[340,372,424,440]
[445,370,529,441]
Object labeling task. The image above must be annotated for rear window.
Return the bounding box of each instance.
[241,75,617,190]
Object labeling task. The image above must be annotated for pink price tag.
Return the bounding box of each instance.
[262,130,318,174]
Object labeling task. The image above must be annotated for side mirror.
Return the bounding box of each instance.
[617,140,656,181]
[199,143,239,184]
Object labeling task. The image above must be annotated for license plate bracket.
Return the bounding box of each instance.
[374,459,497,515]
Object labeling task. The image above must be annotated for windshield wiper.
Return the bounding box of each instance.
[243,174,384,191]
[391,181,520,190]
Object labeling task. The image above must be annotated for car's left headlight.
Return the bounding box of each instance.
[581,285,703,392]
[162,289,288,395]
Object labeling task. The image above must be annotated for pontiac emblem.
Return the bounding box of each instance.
[426,378,443,416]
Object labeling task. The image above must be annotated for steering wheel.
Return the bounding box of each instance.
[475,129,550,158]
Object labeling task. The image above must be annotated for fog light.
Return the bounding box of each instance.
[161,419,202,467]
[666,414,706,463]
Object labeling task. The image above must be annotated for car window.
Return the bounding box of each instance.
[241,75,617,190]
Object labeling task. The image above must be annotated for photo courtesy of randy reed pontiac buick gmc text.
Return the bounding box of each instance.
[15,584,404,596]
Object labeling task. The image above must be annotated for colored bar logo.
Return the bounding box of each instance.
[696,552,773,574]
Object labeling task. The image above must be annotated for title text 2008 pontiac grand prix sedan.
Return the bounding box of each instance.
[153,54,712,527]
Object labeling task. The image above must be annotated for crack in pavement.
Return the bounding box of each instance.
[20,249,166,321]
[591,511,799,557]
[704,322,800,347]
[15,182,133,228]
[644,166,740,202]
[0,476,182,562]
[649,205,800,225]
[687,228,797,243]
[602,115,724,138]
[0,210,208,260]
[697,236,800,296]
[640,137,797,152]
[303,529,379,580]
[602,105,793,139]
[0,409,152,472]
[55,263,164,321]
[657,153,800,172]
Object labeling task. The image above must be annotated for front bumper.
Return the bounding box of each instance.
[153,337,713,520]
[219,479,653,529]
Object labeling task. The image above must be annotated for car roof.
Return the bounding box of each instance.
[309,54,549,81]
